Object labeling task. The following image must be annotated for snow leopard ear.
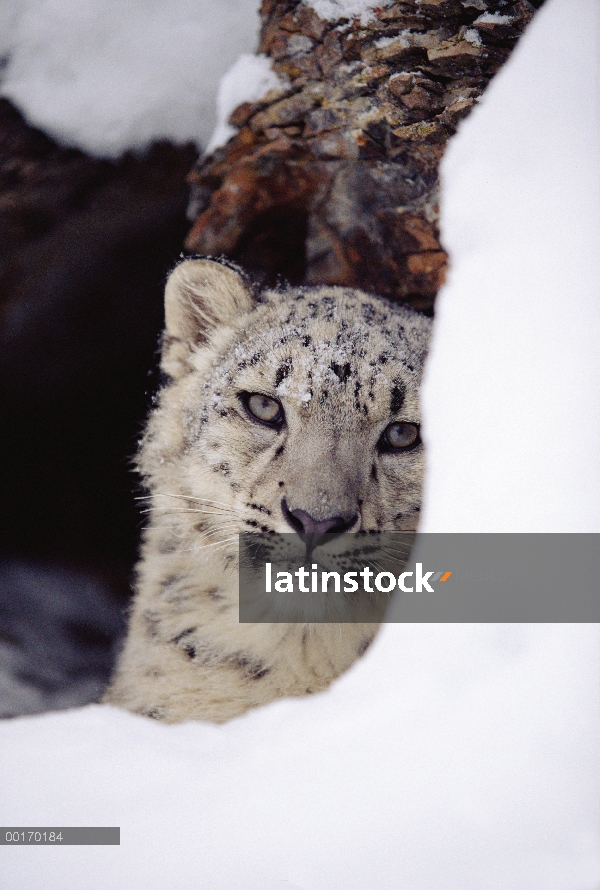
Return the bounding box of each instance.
[162,258,254,377]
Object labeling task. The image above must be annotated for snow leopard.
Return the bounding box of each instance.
[104,258,431,723]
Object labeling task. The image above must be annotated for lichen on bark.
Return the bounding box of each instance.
[186,0,541,313]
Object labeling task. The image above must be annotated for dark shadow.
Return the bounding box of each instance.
[233,205,308,288]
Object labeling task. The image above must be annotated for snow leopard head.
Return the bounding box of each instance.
[141,258,431,561]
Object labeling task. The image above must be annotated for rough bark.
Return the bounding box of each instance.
[186,0,541,313]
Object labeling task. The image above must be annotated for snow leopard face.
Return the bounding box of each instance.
[105,259,433,721]
[140,259,431,564]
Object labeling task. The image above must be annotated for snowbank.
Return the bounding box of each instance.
[1,624,598,890]
[0,0,260,157]
[0,1,598,887]
[421,0,600,533]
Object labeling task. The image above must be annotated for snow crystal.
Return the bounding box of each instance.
[374,35,395,48]
[206,54,289,154]
[305,0,393,25]
[374,33,410,49]
[0,0,260,158]
[463,27,483,46]
[287,34,314,55]
[475,12,514,25]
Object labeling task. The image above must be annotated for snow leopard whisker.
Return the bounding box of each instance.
[152,508,234,518]
[186,535,239,555]
[151,492,237,510]
[186,523,242,548]
[183,520,240,538]
[156,522,240,538]
[179,538,237,554]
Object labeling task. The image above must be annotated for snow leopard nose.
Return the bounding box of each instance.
[281,499,357,547]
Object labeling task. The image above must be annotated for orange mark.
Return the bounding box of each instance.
[439,571,452,582]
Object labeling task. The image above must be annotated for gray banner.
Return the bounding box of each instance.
[238,533,600,622]
[1,828,120,845]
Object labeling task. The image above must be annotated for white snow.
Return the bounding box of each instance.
[206,54,289,154]
[0,0,260,157]
[421,0,600,533]
[0,624,598,889]
[0,0,598,887]
[305,0,393,25]
[374,32,410,49]
[374,34,398,48]
[0,0,21,60]
[474,12,514,25]
[463,27,483,46]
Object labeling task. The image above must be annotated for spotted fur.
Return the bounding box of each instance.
[104,259,431,723]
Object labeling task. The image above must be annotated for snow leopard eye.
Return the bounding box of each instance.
[242,393,284,427]
[379,421,420,453]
